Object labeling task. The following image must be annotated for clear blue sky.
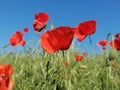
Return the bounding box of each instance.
[0,0,120,53]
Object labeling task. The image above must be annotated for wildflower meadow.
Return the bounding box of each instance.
[0,12,120,90]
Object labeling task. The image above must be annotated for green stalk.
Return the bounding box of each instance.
[46,60,50,80]
[106,68,109,90]
[106,59,109,90]
[62,50,65,57]
[88,35,92,45]
[105,33,114,90]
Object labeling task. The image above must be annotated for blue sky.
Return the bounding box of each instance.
[0,0,120,53]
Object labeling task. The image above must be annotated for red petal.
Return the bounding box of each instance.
[0,64,14,90]
[33,12,49,32]
[33,20,46,32]
[9,31,24,46]
[9,36,19,46]
[35,12,49,23]
[14,31,23,40]
[97,39,108,46]
[74,30,87,42]
[74,55,84,61]
[0,78,14,90]
[19,40,26,46]
[115,33,120,39]
[0,64,14,79]
[75,20,96,39]
[110,39,120,51]
[40,26,74,53]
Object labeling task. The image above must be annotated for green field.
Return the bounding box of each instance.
[0,46,120,90]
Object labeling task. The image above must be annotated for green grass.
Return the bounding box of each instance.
[0,47,120,90]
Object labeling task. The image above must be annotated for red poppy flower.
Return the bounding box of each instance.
[115,33,120,39]
[74,52,87,61]
[9,31,23,46]
[74,55,84,61]
[33,12,49,32]
[40,26,74,53]
[109,38,120,51]
[97,39,108,47]
[74,20,96,42]
[9,31,26,47]
[23,28,29,33]
[97,39,108,50]
[0,64,14,90]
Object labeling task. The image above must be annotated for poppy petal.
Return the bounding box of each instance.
[74,20,96,41]
[0,78,14,90]
[74,31,87,42]
[77,20,96,35]
[19,40,26,46]
[9,36,19,46]
[35,12,49,23]
[9,31,23,46]
[40,26,74,53]
[33,12,49,32]
[0,64,14,78]
[0,64,14,90]
[97,39,108,46]
[33,20,46,32]
[110,38,120,51]
[115,33,120,39]
[74,55,84,61]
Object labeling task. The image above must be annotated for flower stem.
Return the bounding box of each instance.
[105,32,114,90]
[88,35,92,45]
[62,50,65,57]
[106,65,109,90]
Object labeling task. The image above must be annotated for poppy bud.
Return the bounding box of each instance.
[109,48,118,60]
